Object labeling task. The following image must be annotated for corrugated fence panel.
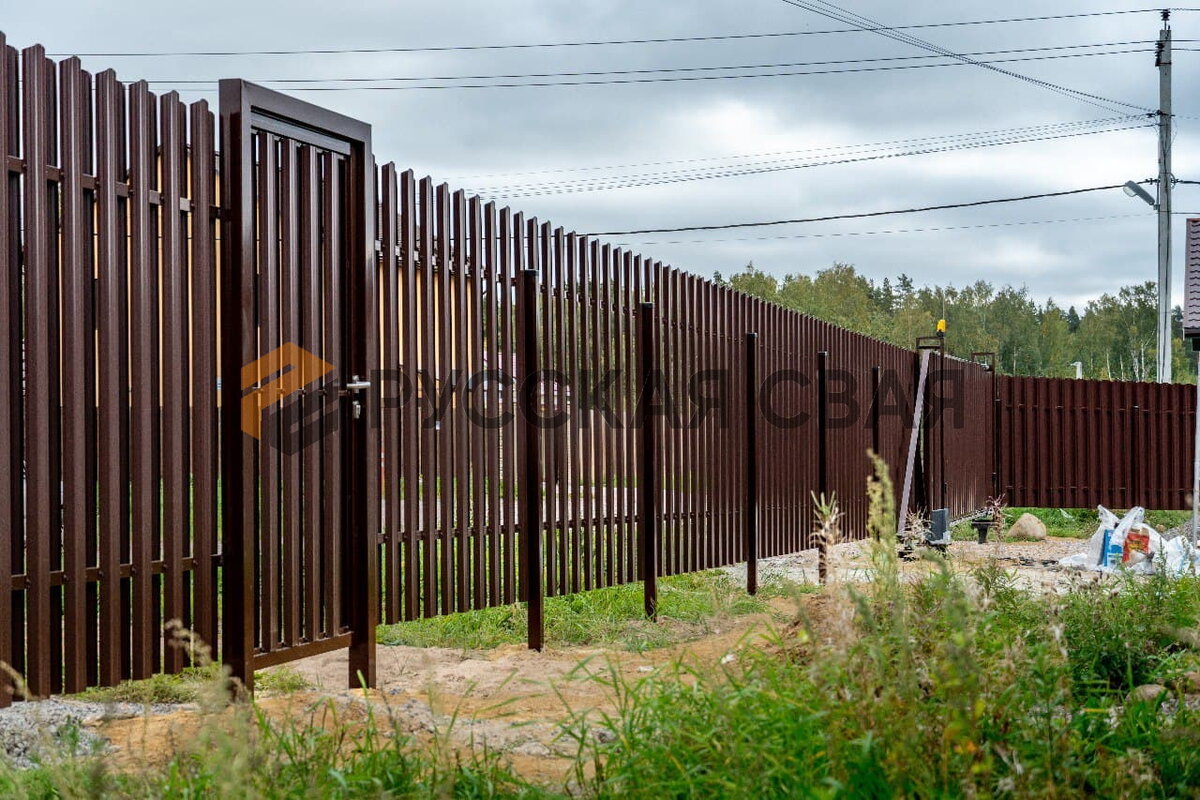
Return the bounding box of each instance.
[940,357,997,517]
[190,99,219,658]
[0,35,17,705]
[999,376,1195,510]
[369,172,957,613]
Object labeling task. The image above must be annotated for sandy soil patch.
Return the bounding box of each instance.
[92,610,785,784]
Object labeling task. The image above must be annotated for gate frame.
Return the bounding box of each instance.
[218,80,377,693]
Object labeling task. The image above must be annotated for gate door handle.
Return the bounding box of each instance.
[344,375,371,392]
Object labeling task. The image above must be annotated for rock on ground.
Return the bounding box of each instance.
[1127,684,1167,704]
[1008,513,1048,541]
[1172,671,1200,693]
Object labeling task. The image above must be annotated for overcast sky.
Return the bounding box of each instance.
[5,1,1198,310]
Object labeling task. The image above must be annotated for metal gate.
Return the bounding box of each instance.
[219,81,377,692]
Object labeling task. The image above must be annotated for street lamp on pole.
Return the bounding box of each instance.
[1124,180,1156,207]
[1124,179,1172,382]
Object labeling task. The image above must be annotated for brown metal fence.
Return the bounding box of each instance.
[0,41,220,702]
[926,354,999,518]
[999,376,1197,510]
[3,35,1189,705]
[219,80,379,691]
[370,170,976,625]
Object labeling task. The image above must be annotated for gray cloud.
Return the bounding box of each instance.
[6,0,1196,308]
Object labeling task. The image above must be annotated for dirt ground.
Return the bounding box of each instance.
[98,607,786,784]
[94,536,1101,785]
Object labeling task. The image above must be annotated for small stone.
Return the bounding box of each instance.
[1127,684,1167,704]
[1008,513,1048,542]
[1171,671,1200,693]
[513,740,552,758]
[592,727,616,744]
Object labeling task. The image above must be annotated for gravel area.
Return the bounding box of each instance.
[1164,518,1197,541]
[0,698,186,768]
[724,536,1106,594]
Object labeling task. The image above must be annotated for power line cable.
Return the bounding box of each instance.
[478,122,1153,197]
[478,119,1150,191]
[775,0,1150,113]
[156,47,1153,92]
[455,116,1146,179]
[46,9,1186,57]
[619,213,1150,246]
[586,183,1150,236]
[142,40,1160,85]
[484,125,1151,197]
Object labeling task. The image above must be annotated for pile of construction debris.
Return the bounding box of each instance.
[1059,506,1200,576]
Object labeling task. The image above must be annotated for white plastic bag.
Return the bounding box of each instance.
[1060,506,1146,573]
[1060,506,1200,577]
[1081,505,1120,566]
[1120,523,1162,574]
[1159,536,1200,576]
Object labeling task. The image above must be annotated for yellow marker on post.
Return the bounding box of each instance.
[936,319,947,336]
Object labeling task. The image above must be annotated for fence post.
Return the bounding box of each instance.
[218,80,256,696]
[993,395,1002,499]
[638,302,659,621]
[745,332,759,596]
[517,268,544,651]
[817,350,829,585]
[1131,403,1141,507]
[869,365,881,460]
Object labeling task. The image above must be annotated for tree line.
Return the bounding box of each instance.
[716,262,1196,384]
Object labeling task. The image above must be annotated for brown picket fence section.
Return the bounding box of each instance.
[0,39,220,703]
[369,186,985,624]
[999,376,1197,510]
[0,34,1193,705]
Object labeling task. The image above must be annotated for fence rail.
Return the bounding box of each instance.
[0,34,1194,705]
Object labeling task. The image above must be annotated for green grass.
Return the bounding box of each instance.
[953,506,1193,541]
[569,565,1200,799]
[1059,571,1200,696]
[15,475,1200,797]
[69,664,312,705]
[569,466,1200,798]
[0,700,550,799]
[18,553,1200,798]
[378,571,798,652]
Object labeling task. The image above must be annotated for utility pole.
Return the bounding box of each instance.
[1157,10,1174,383]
